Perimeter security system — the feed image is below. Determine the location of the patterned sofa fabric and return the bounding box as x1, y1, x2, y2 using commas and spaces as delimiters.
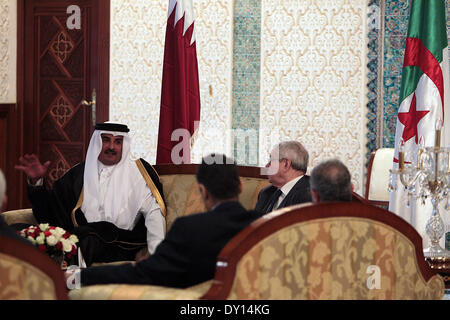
68, 279, 213, 300
0, 235, 68, 300
1, 208, 36, 226
229, 218, 444, 299
1, 173, 270, 232
1, 166, 270, 300
160, 174, 269, 231
204, 202, 445, 300
0, 253, 58, 299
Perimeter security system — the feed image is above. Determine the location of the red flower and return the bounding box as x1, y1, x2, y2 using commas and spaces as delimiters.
56, 242, 63, 250
63, 232, 70, 239
38, 245, 46, 252
71, 246, 77, 255
44, 231, 52, 237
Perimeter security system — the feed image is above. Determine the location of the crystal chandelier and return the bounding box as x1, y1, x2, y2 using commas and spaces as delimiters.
389, 120, 449, 257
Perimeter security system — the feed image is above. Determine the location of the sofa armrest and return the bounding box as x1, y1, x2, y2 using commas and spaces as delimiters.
1, 209, 37, 226
68, 280, 213, 300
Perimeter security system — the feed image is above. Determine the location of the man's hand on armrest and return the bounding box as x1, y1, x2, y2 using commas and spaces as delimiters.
65, 266, 82, 289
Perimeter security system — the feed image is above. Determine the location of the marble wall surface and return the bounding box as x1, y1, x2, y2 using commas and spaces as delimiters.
0, 0, 16, 103
3, 0, 449, 194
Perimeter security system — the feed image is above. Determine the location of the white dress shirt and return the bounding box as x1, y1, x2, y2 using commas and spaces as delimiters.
30, 163, 165, 255
97, 162, 165, 254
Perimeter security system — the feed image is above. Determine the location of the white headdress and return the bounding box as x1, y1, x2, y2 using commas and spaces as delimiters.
81, 123, 149, 230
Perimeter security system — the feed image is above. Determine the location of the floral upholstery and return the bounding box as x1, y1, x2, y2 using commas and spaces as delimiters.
0, 252, 58, 299
1, 176, 269, 233
68, 280, 213, 300
159, 174, 269, 230
67, 175, 269, 300
2, 169, 270, 300
227, 217, 444, 300
1, 208, 36, 226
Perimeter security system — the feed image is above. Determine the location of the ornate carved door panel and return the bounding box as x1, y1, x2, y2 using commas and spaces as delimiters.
12, 0, 110, 208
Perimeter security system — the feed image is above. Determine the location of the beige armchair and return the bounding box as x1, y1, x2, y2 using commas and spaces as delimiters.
364, 148, 395, 208
202, 201, 444, 299
1, 164, 270, 300
1, 164, 269, 233
0, 235, 68, 299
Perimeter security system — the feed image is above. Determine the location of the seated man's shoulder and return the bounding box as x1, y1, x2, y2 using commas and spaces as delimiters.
55, 162, 85, 183
72, 162, 85, 172
177, 210, 210, 224
259, 184, 277, 195
136, 158, 160, 180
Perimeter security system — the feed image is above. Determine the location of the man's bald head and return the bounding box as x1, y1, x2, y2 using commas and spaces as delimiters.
310, 159, 352, 203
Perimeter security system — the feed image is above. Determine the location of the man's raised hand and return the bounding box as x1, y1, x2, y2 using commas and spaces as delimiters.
15, 154, 51, 184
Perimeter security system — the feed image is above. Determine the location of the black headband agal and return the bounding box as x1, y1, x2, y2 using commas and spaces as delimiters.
95, 122, 130, 133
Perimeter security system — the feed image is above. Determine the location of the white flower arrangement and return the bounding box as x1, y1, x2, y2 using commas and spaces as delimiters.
19, 224, 79, 263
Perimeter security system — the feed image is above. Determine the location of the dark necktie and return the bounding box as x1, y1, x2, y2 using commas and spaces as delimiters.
265, 188, 282, 213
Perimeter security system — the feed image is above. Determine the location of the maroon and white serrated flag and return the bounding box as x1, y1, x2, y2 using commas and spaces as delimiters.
156, 0, 201, 164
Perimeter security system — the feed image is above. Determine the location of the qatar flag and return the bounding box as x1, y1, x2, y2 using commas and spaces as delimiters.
156, 0, 201, 164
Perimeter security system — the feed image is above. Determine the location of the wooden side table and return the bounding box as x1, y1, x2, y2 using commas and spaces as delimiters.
425, 257, 450, 289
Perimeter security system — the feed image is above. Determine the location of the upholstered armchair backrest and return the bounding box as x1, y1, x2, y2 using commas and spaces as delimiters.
0, 235, 68, 300
155, 164, 270, 231
365, 148, 395, 207
203, 202, 444, 300
1, 208, 36, 226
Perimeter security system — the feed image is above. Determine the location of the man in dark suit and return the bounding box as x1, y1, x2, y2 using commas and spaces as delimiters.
74, 154, 263, 288
255, 141, 312, 214
0, 169, 32, 245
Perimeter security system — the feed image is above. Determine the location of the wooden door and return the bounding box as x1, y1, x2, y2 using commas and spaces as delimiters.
9, 0, 110, 209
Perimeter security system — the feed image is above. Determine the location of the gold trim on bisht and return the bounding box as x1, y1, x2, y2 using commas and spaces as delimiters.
136, 159, 167, 217
70, 161, 167, 227
71, 187, 84, 227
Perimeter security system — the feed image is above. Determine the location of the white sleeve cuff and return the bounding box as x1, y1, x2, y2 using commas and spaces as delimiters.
27, 177, 44, 187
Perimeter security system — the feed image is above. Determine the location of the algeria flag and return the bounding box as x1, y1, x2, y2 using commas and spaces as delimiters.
389, 0, 450, 248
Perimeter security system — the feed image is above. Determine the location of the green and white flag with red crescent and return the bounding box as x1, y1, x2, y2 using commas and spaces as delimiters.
389, 0, 449, 247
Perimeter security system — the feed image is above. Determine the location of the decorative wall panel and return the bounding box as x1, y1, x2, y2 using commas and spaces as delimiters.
260, 0, 368, 193
382, 0, 409, 149
36, 13, 87, 186
0, 0, 16, 103
231, 0, 261, 166
110, 0, 234, 163
109, 0, 166, 162
191, 0, 234, 163
366, 0, 383, 158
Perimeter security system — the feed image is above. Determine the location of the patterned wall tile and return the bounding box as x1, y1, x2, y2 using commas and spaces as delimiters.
382, 0, 410, 148
231, 0, 261, 166
366, 0, 382, 162
0, 0, 16, 103
260, 0, 368, 194
109, 0, 234, 163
